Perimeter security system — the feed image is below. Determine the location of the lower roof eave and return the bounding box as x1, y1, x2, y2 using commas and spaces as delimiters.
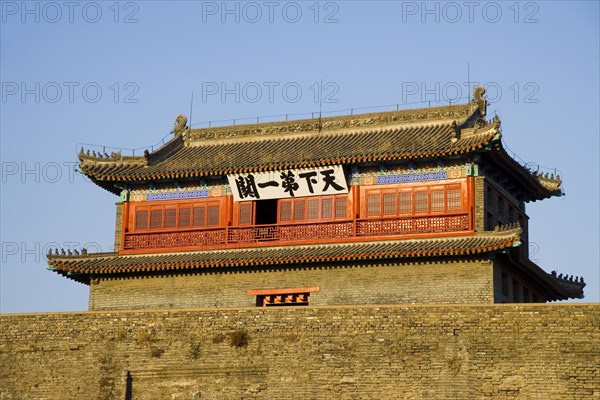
502, 250, 585, 301
47, 227, 523, 284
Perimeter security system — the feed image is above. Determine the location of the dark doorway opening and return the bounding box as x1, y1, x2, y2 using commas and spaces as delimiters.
255, 199, 278, 225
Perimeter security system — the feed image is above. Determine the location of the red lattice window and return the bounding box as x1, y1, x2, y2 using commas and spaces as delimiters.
367, 193, 381, 216
294, 200, 306, 221
279, 200, 292, 222
321, 198, 333, 219
363, 183, 466, 218
207, 205, 220, 226
430, 189, 445, 212
335, 197, 347, 219
383, 192, 397, 215
178, 207, 191, 228
193, 206, 206, 227
164, 208, 177, 229
135, 210, 148, 230
414, 191, 428, 213
150, 209, 162, 229
398, 191, 412, 214
447, 188, 461, 211
131, 200, 223, 232
278, 195, 348, 223
239, 203, 253, 225
307, 199, 319, 220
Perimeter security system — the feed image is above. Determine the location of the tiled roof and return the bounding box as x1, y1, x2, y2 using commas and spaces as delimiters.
78, 96, 562, 201
485, 140, 563, 200
48, 226, 523, 282
84, 124, 494, 179
79, 102, 488, 188
47, 224, 583, 300
549, 272, 586, 300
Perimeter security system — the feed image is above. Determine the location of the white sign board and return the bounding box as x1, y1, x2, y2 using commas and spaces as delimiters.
228, 165, 348, 202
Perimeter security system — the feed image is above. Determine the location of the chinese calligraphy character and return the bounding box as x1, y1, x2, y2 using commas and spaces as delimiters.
235, 174, 260, 199
280, 170, 299, 197
320, 169, 345, 192
257, 180, 279, 189
299, 171, 318, 194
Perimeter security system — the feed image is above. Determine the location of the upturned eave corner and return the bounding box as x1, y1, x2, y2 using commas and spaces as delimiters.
548, 270, 586, 300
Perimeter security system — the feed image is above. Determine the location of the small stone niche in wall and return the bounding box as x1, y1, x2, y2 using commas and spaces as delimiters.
246, 286, 320, 307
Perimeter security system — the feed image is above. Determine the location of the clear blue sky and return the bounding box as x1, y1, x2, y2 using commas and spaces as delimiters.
1, 1, 598, 313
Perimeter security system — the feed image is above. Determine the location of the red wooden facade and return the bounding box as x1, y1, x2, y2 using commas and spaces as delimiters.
120, 177, 474, 255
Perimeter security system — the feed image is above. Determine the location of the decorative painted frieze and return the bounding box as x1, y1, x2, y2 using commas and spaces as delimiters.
356, 165, 471, 186
127, 186, 228, 202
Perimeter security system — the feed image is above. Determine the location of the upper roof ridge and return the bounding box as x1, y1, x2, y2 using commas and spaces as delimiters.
183, 101, 478, 146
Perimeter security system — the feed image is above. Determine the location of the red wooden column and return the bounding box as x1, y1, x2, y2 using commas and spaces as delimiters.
225, 195, 234, 245
352, 184, 360, 237
467, 176, 475, 231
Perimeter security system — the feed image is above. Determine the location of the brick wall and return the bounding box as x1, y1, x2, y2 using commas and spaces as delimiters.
88, 259, 494, 310
1, 304, 598, 399
474, 175, 485, 232
114, 202, 123, 252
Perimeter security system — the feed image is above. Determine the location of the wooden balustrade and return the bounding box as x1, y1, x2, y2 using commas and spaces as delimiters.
122, 213, 471, 253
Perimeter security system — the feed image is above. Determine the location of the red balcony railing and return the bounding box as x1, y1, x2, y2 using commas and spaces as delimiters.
122, 213, 471, 253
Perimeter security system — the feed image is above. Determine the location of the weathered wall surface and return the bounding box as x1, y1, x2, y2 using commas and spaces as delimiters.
89, 259, 494, 310
1, 304, 598, 400
114, 202, 123, 252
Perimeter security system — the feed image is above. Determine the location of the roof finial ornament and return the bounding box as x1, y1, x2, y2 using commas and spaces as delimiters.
450, 120, 458, 143
472, 86, 487, 116
172, 114, 188, 136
